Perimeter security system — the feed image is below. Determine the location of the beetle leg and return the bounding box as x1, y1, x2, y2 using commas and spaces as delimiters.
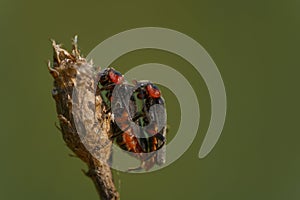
110, 124, 131, 138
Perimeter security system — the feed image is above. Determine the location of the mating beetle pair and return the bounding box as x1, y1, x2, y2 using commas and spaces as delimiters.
96, 68, 167, 170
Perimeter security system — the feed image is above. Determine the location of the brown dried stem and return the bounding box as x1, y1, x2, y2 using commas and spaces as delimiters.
48, 36, 119, 200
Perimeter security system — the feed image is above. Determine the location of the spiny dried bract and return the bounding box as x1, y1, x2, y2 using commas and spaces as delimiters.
48, 37, 119, 200
48, 37, 109, 164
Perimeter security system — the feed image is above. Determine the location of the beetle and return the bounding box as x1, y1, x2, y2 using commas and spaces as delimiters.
125, 81, 167, 171
97, 68, 145, 154
96, 68, 167, 170
129, 81, 166, 153
96, 67, 124, 113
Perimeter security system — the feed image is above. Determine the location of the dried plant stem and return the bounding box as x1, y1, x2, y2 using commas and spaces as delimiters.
48, 37, 119, 200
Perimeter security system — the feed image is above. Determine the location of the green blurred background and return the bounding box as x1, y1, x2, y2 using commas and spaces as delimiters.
0, 0, 299, 199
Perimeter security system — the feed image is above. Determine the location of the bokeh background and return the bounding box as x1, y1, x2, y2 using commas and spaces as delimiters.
0, 0, 299, 199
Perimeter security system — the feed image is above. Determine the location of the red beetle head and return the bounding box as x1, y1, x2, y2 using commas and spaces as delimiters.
146, 83, 161, 98
108, 69, 123, 84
